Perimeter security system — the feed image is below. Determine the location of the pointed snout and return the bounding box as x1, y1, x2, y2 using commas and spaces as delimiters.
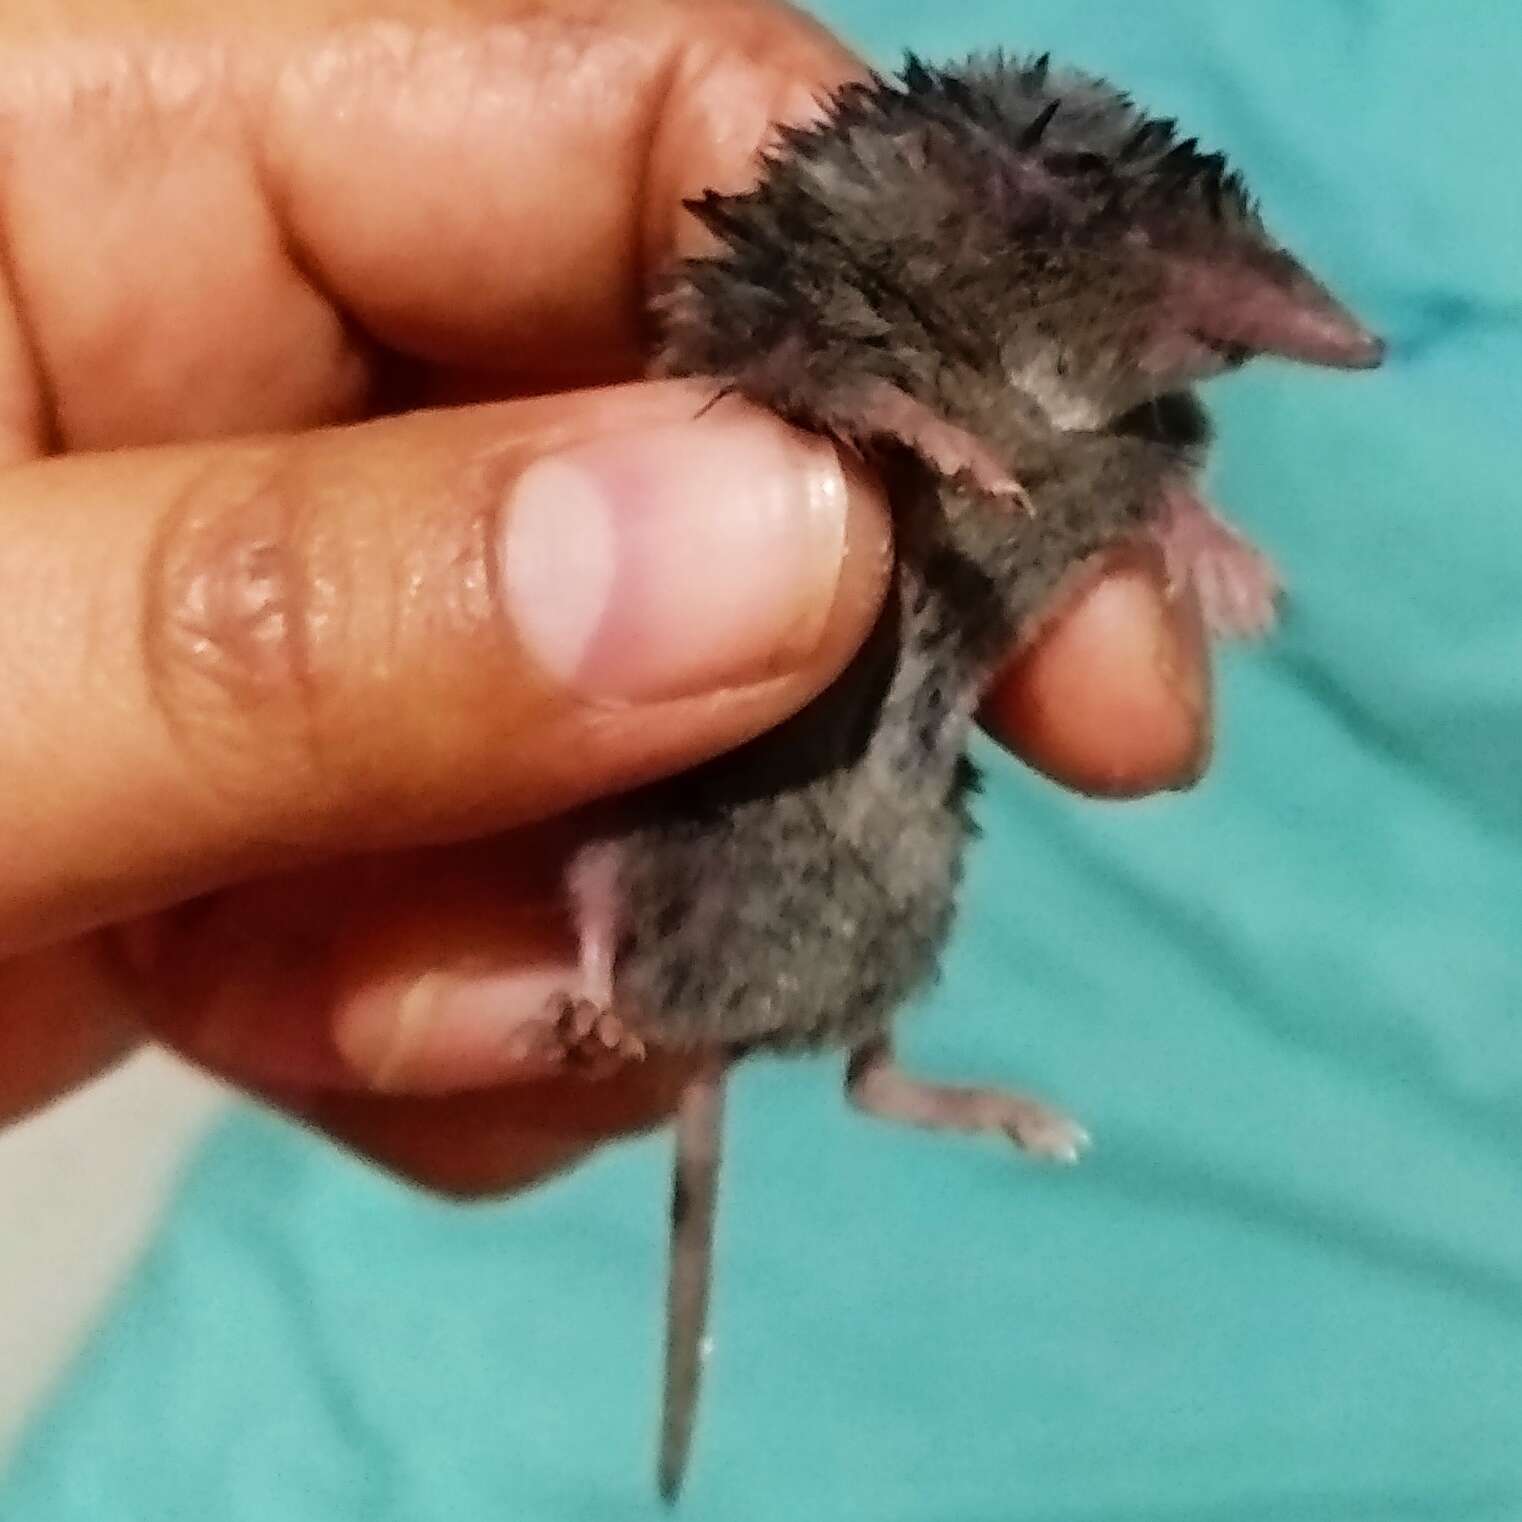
1165, 251, 1386, 373
1273, 279, 1386, 370
1330, 325, 1387, 369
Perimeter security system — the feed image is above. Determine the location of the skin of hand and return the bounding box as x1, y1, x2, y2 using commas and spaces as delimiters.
0, 0, 1211, 1198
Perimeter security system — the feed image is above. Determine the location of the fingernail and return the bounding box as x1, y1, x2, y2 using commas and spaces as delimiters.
335, 964, 576, 1094
500, 407, 853, 703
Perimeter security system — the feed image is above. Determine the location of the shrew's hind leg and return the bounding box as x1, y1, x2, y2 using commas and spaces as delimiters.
846, 1037, 1090, 1163
521, 842, 646, 1080
1154, 483, 1281, 640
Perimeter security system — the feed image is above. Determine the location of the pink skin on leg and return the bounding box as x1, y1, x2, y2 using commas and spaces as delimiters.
528, 841, 645, 1078
853, 382, 1031, 506
682, 354, 1026, 505
1153, 483, 1281, 639
846, 1037, 1089, 1162
567, 840, 623, 1007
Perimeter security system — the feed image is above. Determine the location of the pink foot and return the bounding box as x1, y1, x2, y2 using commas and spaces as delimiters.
1155, 485, 1281, 639
534, 994, 647, 1080
846, 1039, 1089, 1163
543, 839, 645, 1079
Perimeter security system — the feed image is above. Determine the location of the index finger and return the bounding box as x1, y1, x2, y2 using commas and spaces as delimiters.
0, 1, 860, 455
260, 0, 862, 382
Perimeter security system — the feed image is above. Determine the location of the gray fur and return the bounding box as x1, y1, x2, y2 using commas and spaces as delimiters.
610, 53, 1312, 1057
614, 412, 1201, 1052
573, 54, 1381, 1500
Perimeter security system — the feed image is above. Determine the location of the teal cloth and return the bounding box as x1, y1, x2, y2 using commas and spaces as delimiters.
6, 3, 1522, 1518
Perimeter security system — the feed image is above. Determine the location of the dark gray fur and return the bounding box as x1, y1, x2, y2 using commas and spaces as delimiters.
615, 406, 1206, 1052
559, 53, 1380, 1499
613, 52, 1347, 1055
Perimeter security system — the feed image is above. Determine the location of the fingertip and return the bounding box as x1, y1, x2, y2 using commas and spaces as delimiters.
983, 548, 1214, 798
332, 964, 579, 1096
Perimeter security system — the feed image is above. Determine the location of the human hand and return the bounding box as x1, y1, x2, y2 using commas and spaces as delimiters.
0, 0, 1211, 1195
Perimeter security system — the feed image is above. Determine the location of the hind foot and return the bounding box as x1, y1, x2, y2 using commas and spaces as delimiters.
1154, 484, 1280, 639
846, 1038, 1090, 1164
534, 994, 647, 1080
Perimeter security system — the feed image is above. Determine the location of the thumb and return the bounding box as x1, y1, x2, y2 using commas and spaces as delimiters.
0, 380, 889, 952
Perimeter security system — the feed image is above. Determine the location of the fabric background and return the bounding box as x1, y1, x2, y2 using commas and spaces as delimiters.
4, 2, 1520, 1517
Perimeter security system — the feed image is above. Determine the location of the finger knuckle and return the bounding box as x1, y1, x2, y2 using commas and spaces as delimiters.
141, 445, 346, 814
